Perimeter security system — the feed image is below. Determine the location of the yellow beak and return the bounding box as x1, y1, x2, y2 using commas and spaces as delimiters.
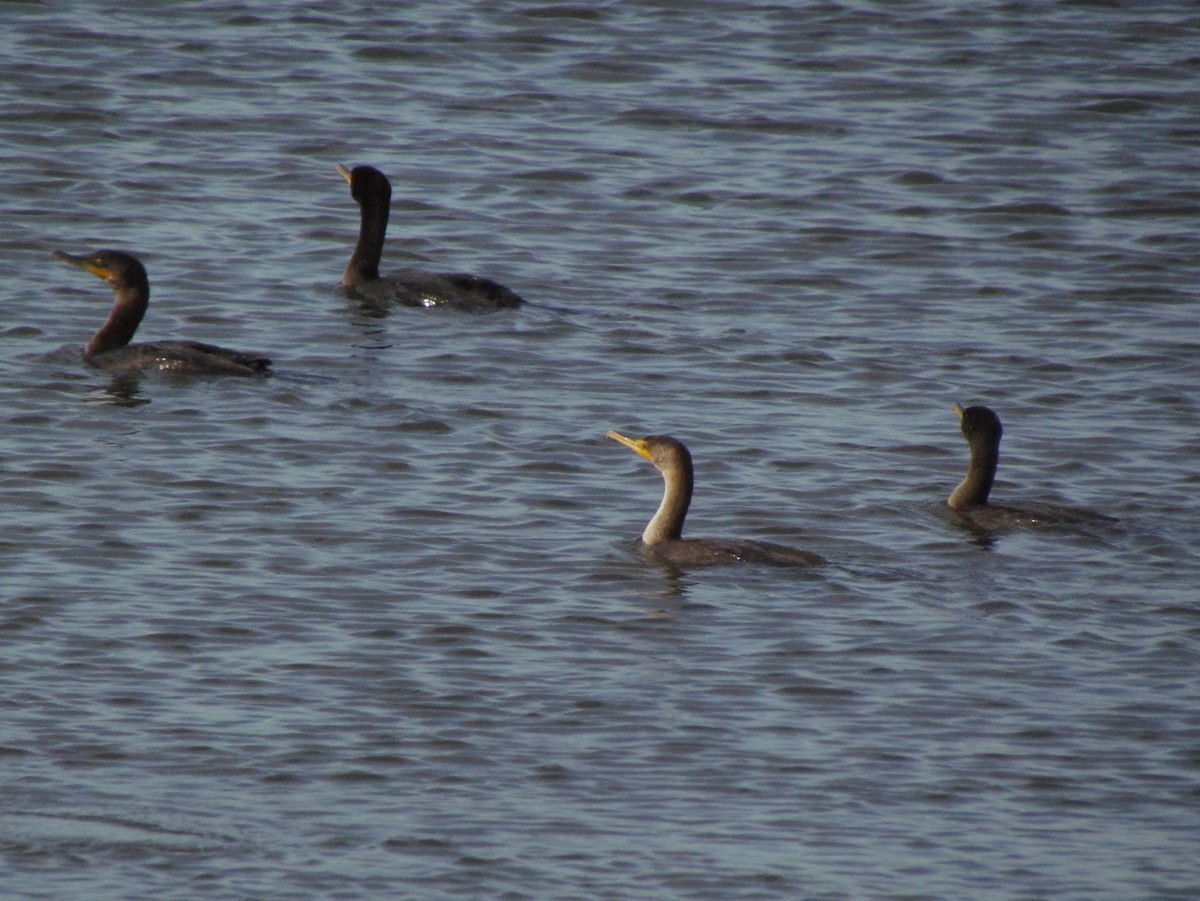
52, 250, 109, 282
606, 430, 652, 461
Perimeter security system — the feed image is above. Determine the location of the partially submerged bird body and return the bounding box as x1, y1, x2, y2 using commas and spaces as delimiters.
607, 430, 825, 569
348, 267, 525, 310
644, 535, 828, 568
952, 501, 1099, 531
336, 163, 524, 312
948, 403, 1111, 530
86, 339, 272, 375
52, 250, 270, 376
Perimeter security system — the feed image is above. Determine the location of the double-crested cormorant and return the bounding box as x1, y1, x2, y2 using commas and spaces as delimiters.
52, 250, 271, 375
607, 430, 826, 568
948, 403, 1111, 529
336, 163, 524, 312
948, 403, 1003, 512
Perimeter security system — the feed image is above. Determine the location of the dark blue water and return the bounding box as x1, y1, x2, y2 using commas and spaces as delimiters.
2, 2, 1198, 899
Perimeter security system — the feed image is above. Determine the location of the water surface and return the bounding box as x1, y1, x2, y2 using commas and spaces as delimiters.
2, 2, 1198, 899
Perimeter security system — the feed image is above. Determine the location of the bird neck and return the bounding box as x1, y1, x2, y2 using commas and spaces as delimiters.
948, 439, 998, 510
343, 195, 388, 285
85, 283, 148, 357
643, 459, 693, 545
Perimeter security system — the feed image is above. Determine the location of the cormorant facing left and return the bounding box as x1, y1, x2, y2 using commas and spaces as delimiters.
948, 403, 1113, 530
607, 430, 826, 568
336, 163, 524, 312
52, 249, 270, 375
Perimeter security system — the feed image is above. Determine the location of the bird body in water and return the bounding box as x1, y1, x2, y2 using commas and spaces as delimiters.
607, 430, 826, 568
52, 250, 271, 375
948, 403, 1112, 530
336, 163, 524, 312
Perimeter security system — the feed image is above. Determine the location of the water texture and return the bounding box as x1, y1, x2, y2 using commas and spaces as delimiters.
1, 2, 1198, 899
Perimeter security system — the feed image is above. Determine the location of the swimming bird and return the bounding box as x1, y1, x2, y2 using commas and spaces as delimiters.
336, 163, 524, 311
948, 403, 1111, 529
607, 430, 826, 568
52, 250, 271, 375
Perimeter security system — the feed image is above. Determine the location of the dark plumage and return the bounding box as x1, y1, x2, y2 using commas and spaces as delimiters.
52, 250, 270, 375
336, 163, 524, 312
607, 430, 826, 569
948, 403, 1002, 511
947, 403, 1113, 530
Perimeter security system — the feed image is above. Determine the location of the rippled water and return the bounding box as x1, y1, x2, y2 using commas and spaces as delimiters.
2, 2, 1199, 899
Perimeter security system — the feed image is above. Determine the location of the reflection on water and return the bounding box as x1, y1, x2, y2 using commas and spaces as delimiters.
86, 372, 151, 407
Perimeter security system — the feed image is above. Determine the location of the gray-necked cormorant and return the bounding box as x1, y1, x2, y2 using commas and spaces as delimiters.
607, 430, 826, 568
